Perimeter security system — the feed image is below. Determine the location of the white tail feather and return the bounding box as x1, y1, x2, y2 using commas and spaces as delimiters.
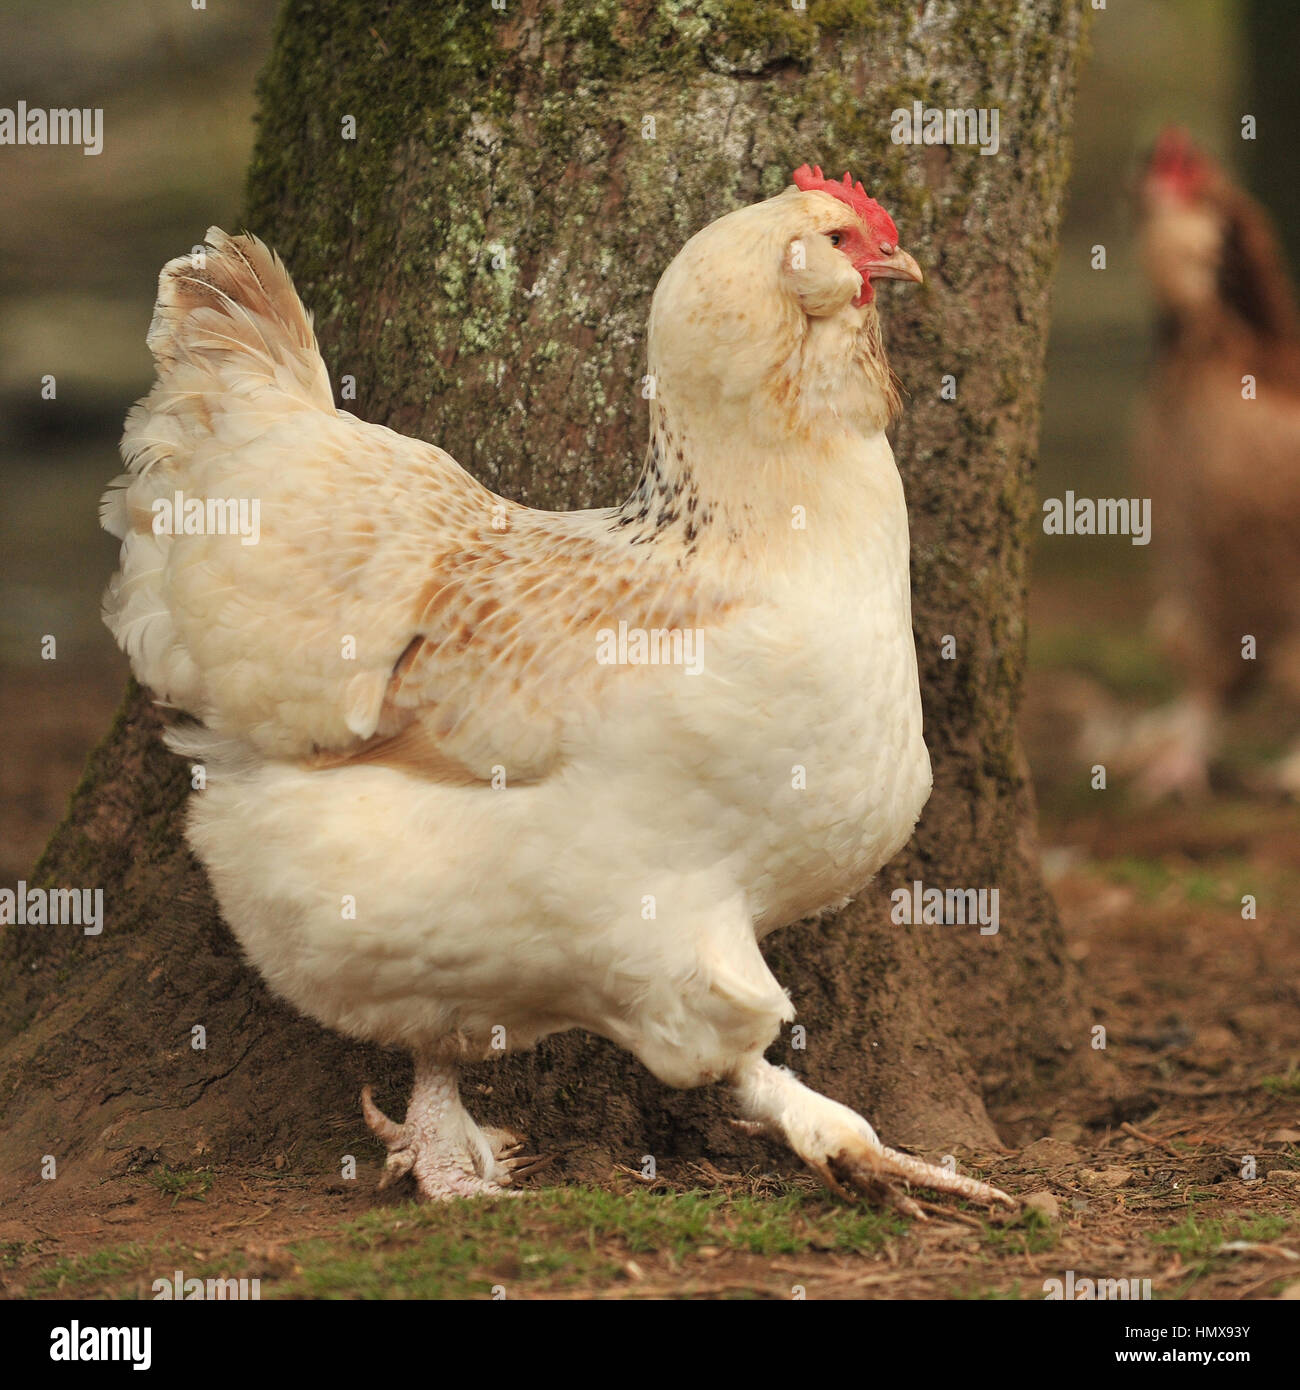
102, 228, 333, 716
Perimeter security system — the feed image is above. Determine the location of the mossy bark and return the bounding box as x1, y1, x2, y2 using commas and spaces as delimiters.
1, 0, 1094, 1193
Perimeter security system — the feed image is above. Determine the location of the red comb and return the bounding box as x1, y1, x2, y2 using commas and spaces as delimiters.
792, 163, 899, 246
1147, 127, 1212, 198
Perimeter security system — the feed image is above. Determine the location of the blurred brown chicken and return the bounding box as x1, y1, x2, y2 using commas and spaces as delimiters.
1132, 126, 1300, 796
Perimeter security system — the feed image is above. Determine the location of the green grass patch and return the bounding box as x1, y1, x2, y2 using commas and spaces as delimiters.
18, 1186, 909, 1300
1028, 623, 1177, 702
0, 1240, 40, 1269
145, 1165, 214, 1206
28, 1242, 175, 1298
283, 1187, 905, 1298
1152, 1212, 1287, 1262
979, 1207, 1059, 1256
960, 1278, 1027, 1299
1150, 1212, 1290, 1297
1098, 852, 1292, 913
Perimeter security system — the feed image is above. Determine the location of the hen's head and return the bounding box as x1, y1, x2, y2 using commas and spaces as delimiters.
647, 165, 922, 443
1138, 127, 1226, 318
786, 164, 921, 309
1139, 127, 1297, 343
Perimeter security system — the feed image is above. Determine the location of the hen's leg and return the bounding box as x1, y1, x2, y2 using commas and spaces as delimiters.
733, 1057, 1015, 1215
361, 1050, 529, 1199
608, 893, 1014, 1215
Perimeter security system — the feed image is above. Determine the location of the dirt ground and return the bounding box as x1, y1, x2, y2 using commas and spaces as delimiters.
3, 806, 1298, 1299
2, 572, 1300, 1300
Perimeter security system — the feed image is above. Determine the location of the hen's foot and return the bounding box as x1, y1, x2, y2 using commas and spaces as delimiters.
481, 1126, 559, 1182
734, 1059, 1015, 1217
815, 1135, 1015, 1218
361, 1085, 513, 1198
361, 1053, 529, 1200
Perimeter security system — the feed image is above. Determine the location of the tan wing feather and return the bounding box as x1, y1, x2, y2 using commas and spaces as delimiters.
350, 511, 737, 781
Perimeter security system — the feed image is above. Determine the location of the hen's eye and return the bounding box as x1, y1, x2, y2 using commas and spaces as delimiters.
829, 232, 843, 248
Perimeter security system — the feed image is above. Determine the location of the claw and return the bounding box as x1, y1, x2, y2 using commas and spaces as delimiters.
379, 1147, 416, 1189
878, 1143, 1016, 1209
362, 1066, 527, 1199
481, 1126, 527, 1162
824, 1141, 1015, 1213
361, 1085, 406, 1144
866, 1179, 927, 1221
502, 1152, 559, 1181
826, 1157, 928, 1220
814, 1146, 929, 1218
807, 1156, 856, 1203
885, 1188, 926, 1220
361, 1085, 421, 1188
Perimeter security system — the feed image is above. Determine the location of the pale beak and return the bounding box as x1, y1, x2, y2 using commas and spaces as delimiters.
863, 246, 924, 284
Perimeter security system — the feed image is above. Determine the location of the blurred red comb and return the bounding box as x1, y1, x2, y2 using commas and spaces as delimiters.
1147, 126, 1213, 197
792, 163, 899, 246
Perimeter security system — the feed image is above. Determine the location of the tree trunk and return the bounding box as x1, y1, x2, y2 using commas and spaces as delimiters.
1, 0, 1093, 1192
1242, 0, 1300, 280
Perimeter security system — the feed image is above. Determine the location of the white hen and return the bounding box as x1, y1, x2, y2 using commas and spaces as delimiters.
101, 165, 1012, 1213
